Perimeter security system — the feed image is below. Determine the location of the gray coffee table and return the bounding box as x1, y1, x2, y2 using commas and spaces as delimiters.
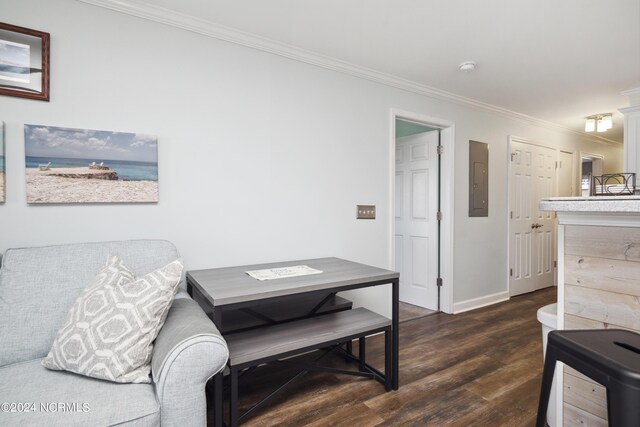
186, 256, 400, 386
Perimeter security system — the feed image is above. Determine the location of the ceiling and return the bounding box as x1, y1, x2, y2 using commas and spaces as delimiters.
396, 120, 437, 138
97, 0, 640, 143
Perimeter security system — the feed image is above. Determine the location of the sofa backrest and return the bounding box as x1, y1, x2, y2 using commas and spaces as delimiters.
0, 240, 181, 367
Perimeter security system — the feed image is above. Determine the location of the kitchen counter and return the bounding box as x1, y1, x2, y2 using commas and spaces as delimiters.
540, 196, 640, 426
540, 195, 640, 213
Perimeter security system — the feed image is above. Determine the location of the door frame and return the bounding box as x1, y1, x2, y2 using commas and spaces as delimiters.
389, 109, 455, 314
580, 152, 605, 196
580, 152, 604, 176
506, 135, 559, 297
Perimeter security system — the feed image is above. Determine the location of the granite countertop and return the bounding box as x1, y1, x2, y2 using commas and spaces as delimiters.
540, 196, 640, 212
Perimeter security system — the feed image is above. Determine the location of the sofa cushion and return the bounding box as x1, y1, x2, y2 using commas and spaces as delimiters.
42, 256, 183, 383
0, 240, 180, 367
0, 358, 160, 426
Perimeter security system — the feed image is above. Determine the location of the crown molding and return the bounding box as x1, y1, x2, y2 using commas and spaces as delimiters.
622, 87, 640, 108
78, 0, 621, 146
620, 105, 640, 114
622, 87, 640, 98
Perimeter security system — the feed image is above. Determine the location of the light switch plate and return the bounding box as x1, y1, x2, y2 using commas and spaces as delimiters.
357, 205, 376, 219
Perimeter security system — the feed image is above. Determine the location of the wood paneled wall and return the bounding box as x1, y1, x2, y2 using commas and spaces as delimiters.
563, 225, 640, 426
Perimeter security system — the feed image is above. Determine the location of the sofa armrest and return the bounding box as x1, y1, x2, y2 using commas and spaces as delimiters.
152, 297, 228, 427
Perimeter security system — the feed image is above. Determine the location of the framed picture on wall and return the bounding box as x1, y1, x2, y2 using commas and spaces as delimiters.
0, 22, 50, 101
24, 124, 159, 204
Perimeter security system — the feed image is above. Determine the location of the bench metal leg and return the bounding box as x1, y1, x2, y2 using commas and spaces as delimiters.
346, 340, 353, 355
385, 328, 392, 391
359, 337, 366, 371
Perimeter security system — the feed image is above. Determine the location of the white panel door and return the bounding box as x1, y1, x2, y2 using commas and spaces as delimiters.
509, 139, 556, 296
395, 131, 439, 309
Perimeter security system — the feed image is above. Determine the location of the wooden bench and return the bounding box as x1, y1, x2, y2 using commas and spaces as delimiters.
224, 307, 392, 426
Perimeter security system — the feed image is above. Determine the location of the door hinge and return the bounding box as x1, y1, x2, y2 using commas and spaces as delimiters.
437, 145, 444, 156
436, 277, 443, 287
437, 211, 443, 221
510, 211, 513, 219
510, 153, 517, 162
510, 268, 513, 277
554, 260, 557, 268
555, 161, 559, 169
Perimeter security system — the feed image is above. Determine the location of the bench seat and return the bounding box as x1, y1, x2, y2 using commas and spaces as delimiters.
226, 307, 390, 367
224, 307, 392, 426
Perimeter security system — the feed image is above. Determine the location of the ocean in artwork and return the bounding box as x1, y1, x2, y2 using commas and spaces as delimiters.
0, 155, 4, 172
25, 156, 157, 181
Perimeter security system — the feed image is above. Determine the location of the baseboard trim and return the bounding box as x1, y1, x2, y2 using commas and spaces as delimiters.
453, 291, 510, 314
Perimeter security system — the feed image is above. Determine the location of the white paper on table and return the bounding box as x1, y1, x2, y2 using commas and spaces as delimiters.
245, 265, 323, 281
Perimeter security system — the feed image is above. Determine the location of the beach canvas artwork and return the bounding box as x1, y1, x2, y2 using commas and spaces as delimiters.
0, 121, 5, 203
24, 124, 159, 204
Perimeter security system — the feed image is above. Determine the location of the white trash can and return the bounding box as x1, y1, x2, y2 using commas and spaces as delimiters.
537, 303, 558, 427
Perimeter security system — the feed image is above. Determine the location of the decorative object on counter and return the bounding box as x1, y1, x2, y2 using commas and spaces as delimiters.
0, 121, 4, 203
0, 22, 49, 101
24, 124, 159, 204
591, 173, 636, 196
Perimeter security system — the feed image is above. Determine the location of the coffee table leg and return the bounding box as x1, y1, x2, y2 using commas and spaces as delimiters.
392, 278, 399, 390
213, 371, 223, 427
230, 367, 238, 427
385, 327, 392, 391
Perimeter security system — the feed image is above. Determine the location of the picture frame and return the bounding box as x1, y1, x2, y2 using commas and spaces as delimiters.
0, 22, 50, 101
24, 124, 159, 204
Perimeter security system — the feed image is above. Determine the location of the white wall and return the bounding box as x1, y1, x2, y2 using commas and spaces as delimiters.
0, 0, 623, 315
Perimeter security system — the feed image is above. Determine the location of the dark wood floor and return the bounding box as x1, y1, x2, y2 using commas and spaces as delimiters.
399, 301, 437, 323
209, 287, 556, 426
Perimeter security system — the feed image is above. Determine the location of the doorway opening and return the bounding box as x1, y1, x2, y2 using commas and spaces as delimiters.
580, 153, 604, 196
558, 150, 576, 197
390, 110, 454, 314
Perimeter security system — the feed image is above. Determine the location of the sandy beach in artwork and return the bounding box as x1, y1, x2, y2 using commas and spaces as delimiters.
26, 168, 158, 204
0, 173, 5, 202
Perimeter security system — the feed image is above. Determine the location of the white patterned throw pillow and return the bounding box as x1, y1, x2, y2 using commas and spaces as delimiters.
42, 255, 184, 383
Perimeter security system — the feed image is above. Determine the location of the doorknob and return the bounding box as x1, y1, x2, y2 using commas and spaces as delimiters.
531, 223, 543, 229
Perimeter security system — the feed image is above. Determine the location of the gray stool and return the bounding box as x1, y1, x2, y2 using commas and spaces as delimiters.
536, 329, 640, 427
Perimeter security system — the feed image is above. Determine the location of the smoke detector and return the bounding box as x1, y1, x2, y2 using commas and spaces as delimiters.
458, 61, 477, 72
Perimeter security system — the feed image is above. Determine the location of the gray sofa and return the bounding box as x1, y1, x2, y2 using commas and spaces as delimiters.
0, 240, 228, 426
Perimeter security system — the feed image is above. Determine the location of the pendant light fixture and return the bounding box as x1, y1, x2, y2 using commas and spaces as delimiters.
585, 114, 613, 133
